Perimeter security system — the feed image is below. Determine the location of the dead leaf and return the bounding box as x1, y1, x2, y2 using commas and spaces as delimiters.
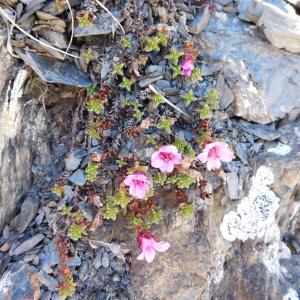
29, 272, 41, 300
89, 208, 103, 232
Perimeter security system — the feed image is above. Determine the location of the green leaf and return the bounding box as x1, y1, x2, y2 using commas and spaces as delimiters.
156, 117, 175, 134
174, 138, 195, 158
58, 275, 76, 299
190, 68, 203, 82
113, 63, 124, 76
144, 37, 160, 52
151, 94, 164, 107
153, 172, 167, 185
103, 204, 119, 220
165, 48, 183, 65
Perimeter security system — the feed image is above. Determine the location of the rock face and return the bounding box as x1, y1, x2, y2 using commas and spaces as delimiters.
203, 12, 300, 124
0, 30, 50, 231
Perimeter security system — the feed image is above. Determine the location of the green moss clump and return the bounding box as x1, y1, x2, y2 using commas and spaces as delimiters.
153, 172, 167, 185
58, 275, 76, 299
67, 224, 87, 241
183, 91, 196, 106
144, 37, 160, 52
178, 202, 195, 218
157, 117, 175, 134
85, 163, 99, 182
190, 68, 202, 82
86, 99, 104, 114
85, 122, 101, 139
151, 94, 164, 107
119, 77, 134, 92
113, 63, 124, 76
174, 138, 195, 158
165, 48, 183, 65
103, 204, 119, 220
167, 174, 197, 189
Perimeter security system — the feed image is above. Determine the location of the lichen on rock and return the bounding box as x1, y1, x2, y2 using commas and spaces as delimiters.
220, 165, 280, 242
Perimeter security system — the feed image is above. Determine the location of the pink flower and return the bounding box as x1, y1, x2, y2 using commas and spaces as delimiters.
181, 54, 194, 76
197, 142, 234, 171
137, 231, 170, 263
151, 145, 182, 173
124, 172, 150, 199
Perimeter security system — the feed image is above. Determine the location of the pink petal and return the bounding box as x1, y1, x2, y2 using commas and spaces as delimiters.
135, 184, 148, 199
153, 241, 170, 252
215, 144, 234, 162
197, 152, 208, 163
160, 145, 178, 155
137, 252, 145, 261
151, 152, 164, 168
129, 184, 137, 198
160, 162, 174, 173
172, 153, 182, 164
144, 247, 156, 263
207, 157, 221, 171
124, 175, 134, 186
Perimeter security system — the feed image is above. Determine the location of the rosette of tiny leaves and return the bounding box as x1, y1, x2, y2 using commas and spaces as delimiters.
144, 37, 160, 52
85, 122, 101, 140
178, 202, 195, 218
174, 138, 195, 158
190, 68, 202, 82
103, 204, 119, 220
165, 48, 183, 65
203, 88, 219, 109
157, 117, 175, 134
107, 189, 132, 209
86, 86, 97, 96
119, 77, 134, 92
167, 174, 196, 189
85, 163, 98, 182
151, 94, 164, 107
122, 38, 132, 48
146, 135, 156, 145
132, 101, 143, 121
67, 224, 87, 241
85, 50, 94, 64
199, 104, 213, 119
156, 31, 168, 47
153, 172, 167, 185
73, 210, 85, 222
147, 206, 163, 225
51, 185, 64, 197
86, 99, 104, 114
172, 66, 181, 78
183, 91, 195, 106
60, 205, 72, 216
77, 13, 93, 27
144, 187, 154, 200
58, 275, 76, 299
113, 63, 124, 76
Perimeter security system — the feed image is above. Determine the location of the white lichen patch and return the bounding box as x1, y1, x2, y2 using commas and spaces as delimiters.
220, 166, 280, 242
267, 143, 291, 156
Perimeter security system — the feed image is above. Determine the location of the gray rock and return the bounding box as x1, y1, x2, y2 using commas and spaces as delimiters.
203, 14, 300, 123
79, 202, 94, 222
226, 171, 240, 200
38, 270, 59, 291
67, 253, 81, 267
102, 252, 109, 268
11, 233, 45, 256
15, 50, 92, 88
74, 10, 122, 37
0, 262, 37, 299
93, 248, 104, 269
155, 80, 171, 91
66, 149, 87, 171
216, 74, 234, 110
145, 65, 164, 77
138, 75, 163, 88
239, 120, 280, 141
188, 5, 210, 34
216, 0, 232, 5
41, 241, 60, 266
38, 31, 67, 49
237, 0, 300, 53
68, 169, 86, 186
15, 197, 39, 233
